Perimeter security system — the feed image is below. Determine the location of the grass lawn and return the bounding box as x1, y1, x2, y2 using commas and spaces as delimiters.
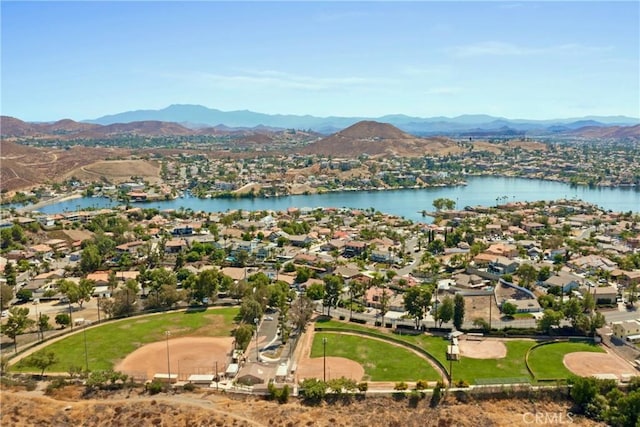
13, 307, 239, 373
310, 332, 441, 382
399, 335, 534, 384
528, 341, 605, 380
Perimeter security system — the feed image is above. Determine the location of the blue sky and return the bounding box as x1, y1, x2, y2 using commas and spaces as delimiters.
2, 1, 639, 121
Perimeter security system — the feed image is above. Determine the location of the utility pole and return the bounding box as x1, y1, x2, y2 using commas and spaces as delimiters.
254, 317, 260, 362
83, 324, 89, 372
165, 331, 171, 388
322, 337, 327, 382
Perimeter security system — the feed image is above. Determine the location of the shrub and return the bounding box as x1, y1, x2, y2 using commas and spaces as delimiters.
431, 382, 443, 407
415, 380, 429, 390
357, 382, 368, 393
300, 378, 327, 404
45, 377, 69, 394
183, 382, 196, 392
146, 380, 164, 395
394, 381, 408, 391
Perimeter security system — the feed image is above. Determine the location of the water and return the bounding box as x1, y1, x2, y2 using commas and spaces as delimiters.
34, 177, 639, 221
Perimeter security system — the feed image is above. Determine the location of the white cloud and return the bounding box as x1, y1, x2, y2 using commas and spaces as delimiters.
448, 41, 612, 57
424, 86, 462, 95
164, 69, 392, 92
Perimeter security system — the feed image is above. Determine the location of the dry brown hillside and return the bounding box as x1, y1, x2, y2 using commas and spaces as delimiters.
0, 388, 603, 427
300, 121, 461, 157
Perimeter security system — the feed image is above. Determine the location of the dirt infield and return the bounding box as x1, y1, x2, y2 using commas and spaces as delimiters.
294, 327, 365, 382
459, 339, 507, 359
563, 351, 638, 379
115, 337, 234, 380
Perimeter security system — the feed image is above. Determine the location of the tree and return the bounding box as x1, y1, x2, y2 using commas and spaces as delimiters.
21, 350, 58, 377
516, 264, 537, 289
4, 262, 17, 287
300, 378, 328, 403
628, 282, 638, 307
80, 244, 102, 273
0, 283, 13, 310
234, 323, 254, 350
473, 317, 490, 333
306, 283, 325, 301
192, 269, 221, 304
501, 301, 518, 317
404, 286, 431, 329
563, 298, 583, 328
569, 376, 598, 411
433, 198, 455, 211
55, 313, 71, 329
537, 266, 551, 282
453, 293, 465, 330
109, 280, 140, 316
290, 295, 315, 332
1, 307, 35, 352
582, 291, 595, 313
77, 278, 95, 308
239, 298, 263, 324
37, 314, 51, 335
322, 274, 342, 316
378, 286, 390, 327
437, 296, 454, 327
15, 288, 32, 303
538, 308, 563, 334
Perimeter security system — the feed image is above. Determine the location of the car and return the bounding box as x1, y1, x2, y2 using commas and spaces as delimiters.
1, 310, 8, 318
265, 316, 274, 321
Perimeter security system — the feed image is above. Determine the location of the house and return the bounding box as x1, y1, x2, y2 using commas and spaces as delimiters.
370, 249, 396, 264
127, 191, 148, 201
593, 285, 618, 305
115, 240, 145, 255
486, 243, 518, 258
344, 241, 366, 257
570, 255, 617, 274
365, 286, 404, 312
611, 319, 640, 343
522, 222, 545, 233
488, 256, 518, 275
165, 239, 188, 253
618, 270, 640, 287
288, 234, 315, 248
543, 273, 582, 293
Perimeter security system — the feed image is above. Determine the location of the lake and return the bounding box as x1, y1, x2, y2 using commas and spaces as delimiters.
35, 177, 639, 222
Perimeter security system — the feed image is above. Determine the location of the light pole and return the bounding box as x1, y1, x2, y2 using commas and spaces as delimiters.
165, 331, 171, 388
33, 298, 41, 341
322, 337, 327, 382
83, 323, 89, 372
254, 317, 260, 362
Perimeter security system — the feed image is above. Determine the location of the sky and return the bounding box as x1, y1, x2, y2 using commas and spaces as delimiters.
1, 1, 639, 121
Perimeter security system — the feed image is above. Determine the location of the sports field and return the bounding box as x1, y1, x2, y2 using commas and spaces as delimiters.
12, 307, 239, 374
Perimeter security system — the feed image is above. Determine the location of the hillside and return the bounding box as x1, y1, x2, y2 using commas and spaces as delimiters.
567, 124, 640, 139
0, 141, 134, 192
300, 121, 458, 157
0, 389, 602, 427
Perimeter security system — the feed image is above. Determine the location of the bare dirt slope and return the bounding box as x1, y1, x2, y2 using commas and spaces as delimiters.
0, 388, 603, 427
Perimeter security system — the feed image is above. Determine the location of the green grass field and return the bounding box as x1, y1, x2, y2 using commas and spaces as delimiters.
310, 332, 441, 382
315, 320, 604, 384
13, 307, 239, 373
527, 341, 605, 380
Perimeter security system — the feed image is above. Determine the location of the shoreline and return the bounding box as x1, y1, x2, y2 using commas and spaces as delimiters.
14, 192, 83, 214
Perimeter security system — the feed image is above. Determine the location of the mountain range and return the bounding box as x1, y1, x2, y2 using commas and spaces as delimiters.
83, 104, 640, 135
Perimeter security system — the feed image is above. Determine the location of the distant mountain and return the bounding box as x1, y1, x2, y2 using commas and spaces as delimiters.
566, 124, 640, 140
300, 121, 456, 157
84, 104, 640, 135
